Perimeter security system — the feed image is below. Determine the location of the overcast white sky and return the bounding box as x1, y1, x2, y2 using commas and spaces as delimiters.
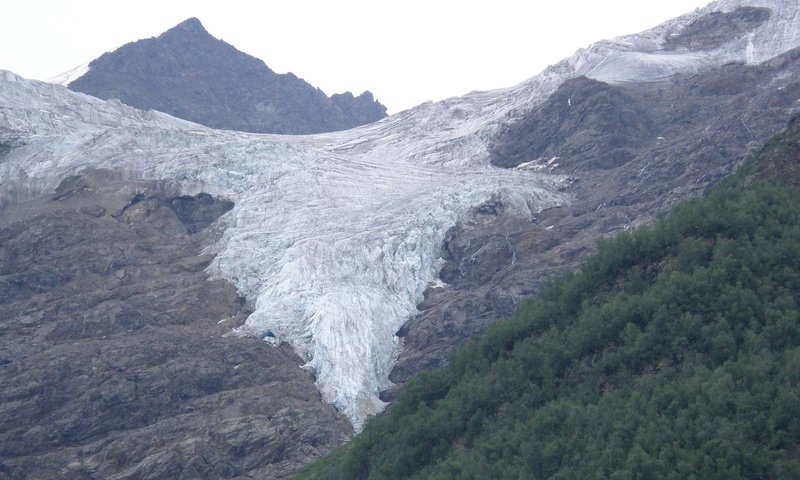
1, 0, 711, 113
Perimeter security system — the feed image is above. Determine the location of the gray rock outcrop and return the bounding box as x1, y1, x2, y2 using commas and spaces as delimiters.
0, 171, 352, 479
68, 18, 387, 135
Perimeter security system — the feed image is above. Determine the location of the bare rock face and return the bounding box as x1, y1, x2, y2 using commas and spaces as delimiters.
0, 171, 352, 479
665, 6, 772, 51
390, 46, 800, 385
68, 18, 387, 135
489, 76, 655, 170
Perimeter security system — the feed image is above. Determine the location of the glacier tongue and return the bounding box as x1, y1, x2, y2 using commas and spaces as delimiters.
199, 94, 572, 429
3, 0, 800, 430
0, 70, 571, 429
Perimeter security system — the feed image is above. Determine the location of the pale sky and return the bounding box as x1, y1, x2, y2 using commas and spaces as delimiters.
1, 0, 712, 113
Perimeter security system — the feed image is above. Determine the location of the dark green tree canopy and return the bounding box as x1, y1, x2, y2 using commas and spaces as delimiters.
295, 122, 800, 480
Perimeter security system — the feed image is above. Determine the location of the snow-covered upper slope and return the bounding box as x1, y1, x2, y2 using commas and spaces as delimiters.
46, 62, 91, 86
568, 0, 800, 83
3, 0, 799, 429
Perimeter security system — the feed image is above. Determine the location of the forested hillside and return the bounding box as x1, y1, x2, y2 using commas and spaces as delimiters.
295, 119, 800, 479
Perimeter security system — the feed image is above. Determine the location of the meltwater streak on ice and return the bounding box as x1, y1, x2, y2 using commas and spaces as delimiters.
2, 0, 800, 429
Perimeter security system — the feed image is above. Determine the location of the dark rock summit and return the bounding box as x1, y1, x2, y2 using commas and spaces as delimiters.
68, 18, 387, 134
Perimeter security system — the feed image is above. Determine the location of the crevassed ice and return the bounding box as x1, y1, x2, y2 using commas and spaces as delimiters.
194, 88, 573, 429
2, 0, 799, 429
0, 70, 572, 430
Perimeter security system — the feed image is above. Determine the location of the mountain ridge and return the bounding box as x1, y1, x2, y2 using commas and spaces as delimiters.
65, 17, 387, 134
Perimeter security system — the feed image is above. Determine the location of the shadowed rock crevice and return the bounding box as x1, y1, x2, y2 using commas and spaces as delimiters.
169, 193, 234, 234
112, 190, 234, 237
0, 131, 23, 164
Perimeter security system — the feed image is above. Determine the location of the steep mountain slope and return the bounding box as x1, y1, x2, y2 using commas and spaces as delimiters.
391, 0, 800, 385
65, 18, 387, 134
0, 177, 352, 479
2, 0, 800, 478
294, 115, 800, 480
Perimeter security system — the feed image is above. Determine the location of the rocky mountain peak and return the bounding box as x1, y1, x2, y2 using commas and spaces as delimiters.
168, 17, 207, 34
65, 18, 386, 134
156, 17, 215, 44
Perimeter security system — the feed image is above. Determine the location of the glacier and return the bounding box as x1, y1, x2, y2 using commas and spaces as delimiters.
2, 0, 800, 429
0, 70, 572, 429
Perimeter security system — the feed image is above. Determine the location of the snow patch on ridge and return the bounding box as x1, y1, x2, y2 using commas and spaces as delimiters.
46, 62, 91, 86
562, 0, 800, 85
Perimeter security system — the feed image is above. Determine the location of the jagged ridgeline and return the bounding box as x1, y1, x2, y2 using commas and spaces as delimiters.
67, 18, 387, 134
294, 119, 800, 479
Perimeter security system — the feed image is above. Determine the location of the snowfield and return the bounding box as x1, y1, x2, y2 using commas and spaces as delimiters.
2, 0, 799, 429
